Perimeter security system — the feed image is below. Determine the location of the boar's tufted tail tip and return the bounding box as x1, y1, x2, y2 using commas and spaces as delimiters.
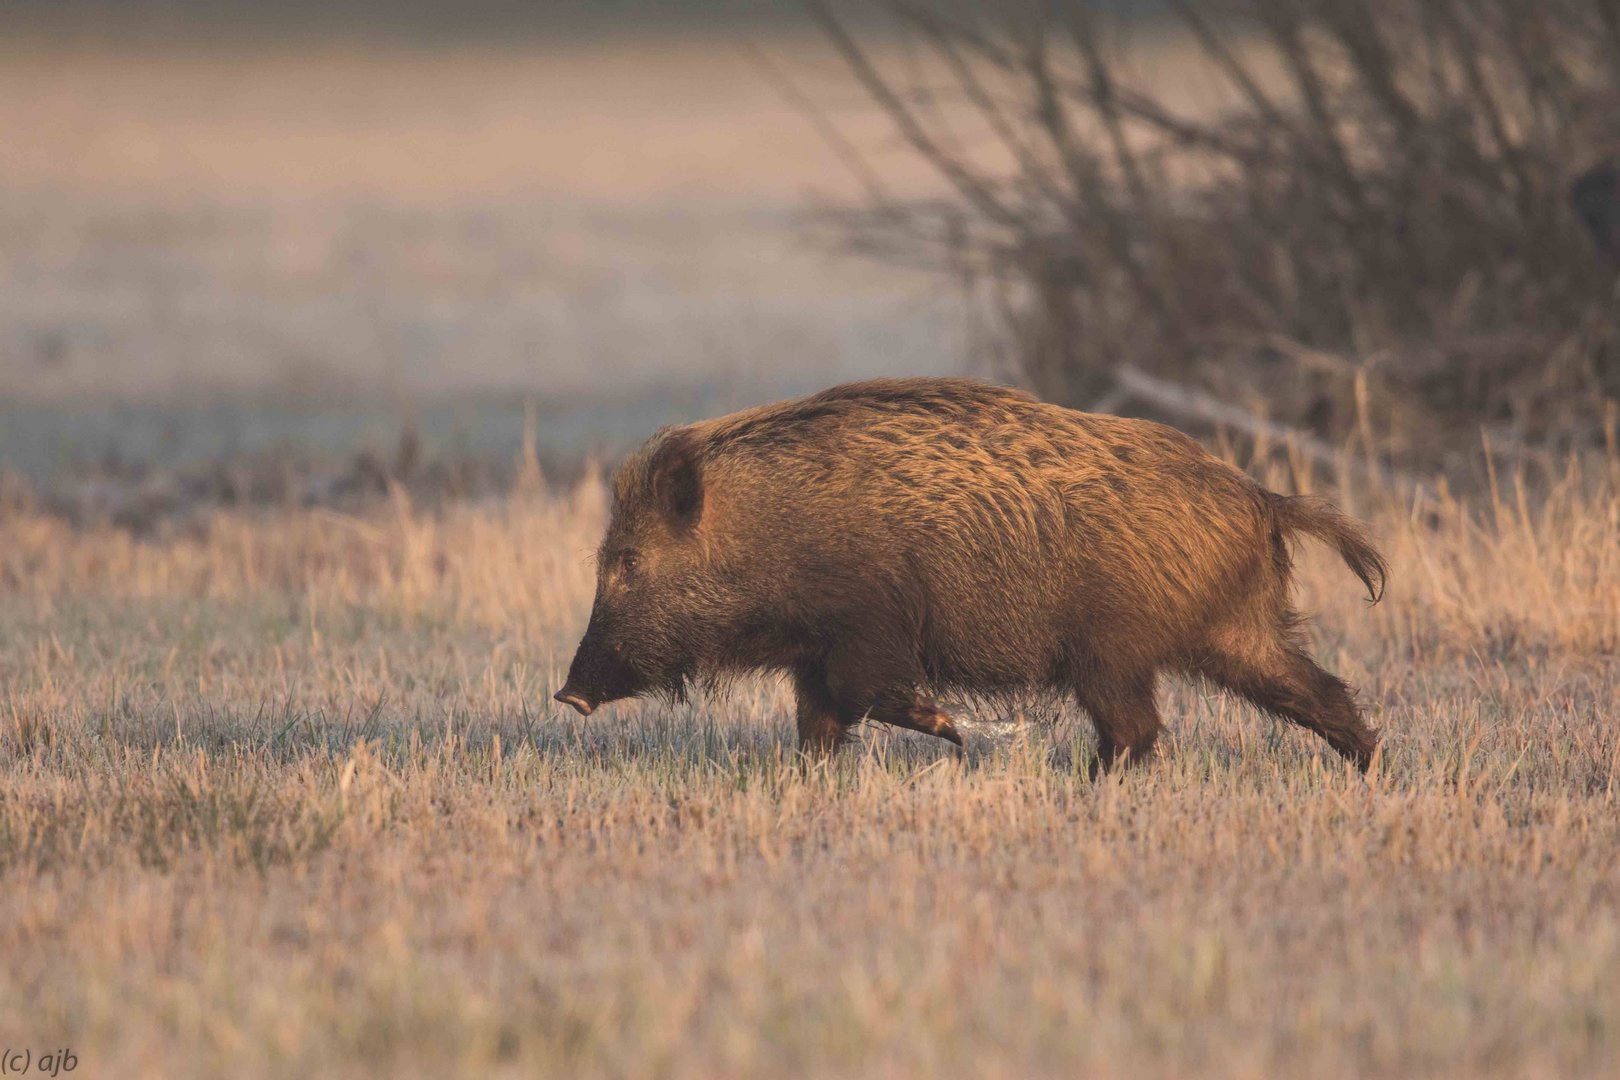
1270, 493, 1389, 604
554, 690, 595, 717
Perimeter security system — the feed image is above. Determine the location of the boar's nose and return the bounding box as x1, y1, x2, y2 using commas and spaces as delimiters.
554, 689, 595, 716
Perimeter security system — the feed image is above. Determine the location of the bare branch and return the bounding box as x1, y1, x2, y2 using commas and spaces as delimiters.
1059, 5, 1151, 213
1112, 365, 1416, 489
804, 0, 1022, 229
740, 38, 894, 207
1165, 0, 1292, 135
1252, 0, 1366, 213
900, 4, 1069, 209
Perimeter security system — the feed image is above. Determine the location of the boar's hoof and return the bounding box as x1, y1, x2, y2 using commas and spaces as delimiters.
883, 698, 964, 747
923, 712, 965, 747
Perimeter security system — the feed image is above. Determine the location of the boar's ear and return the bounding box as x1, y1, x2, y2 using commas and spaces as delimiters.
650, 429, 704, 531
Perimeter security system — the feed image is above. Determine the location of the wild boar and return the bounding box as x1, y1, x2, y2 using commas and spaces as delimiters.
555, 377, 1387, 771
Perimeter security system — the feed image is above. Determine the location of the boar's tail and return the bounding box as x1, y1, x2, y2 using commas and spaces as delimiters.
1268, 493, 1388, 603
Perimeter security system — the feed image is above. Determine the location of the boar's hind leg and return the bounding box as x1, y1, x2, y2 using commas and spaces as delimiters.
1076, 673, 1162, 774
792, 669, 852, 755
1194, 641, 1376, 773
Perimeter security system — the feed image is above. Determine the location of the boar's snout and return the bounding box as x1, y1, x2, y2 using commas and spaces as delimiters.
553, 689, 595, 716
555, 609, 645, 717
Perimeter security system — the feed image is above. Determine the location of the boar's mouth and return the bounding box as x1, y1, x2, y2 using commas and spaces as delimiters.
554, 630, 653, 717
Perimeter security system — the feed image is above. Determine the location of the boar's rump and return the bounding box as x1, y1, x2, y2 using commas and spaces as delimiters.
557, 377, 1386, 772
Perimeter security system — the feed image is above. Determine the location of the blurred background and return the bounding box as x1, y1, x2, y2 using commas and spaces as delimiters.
3, 0, 1618, 526
0, 0, 968, 518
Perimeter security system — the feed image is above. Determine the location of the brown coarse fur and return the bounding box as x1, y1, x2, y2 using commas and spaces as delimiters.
556, 377, 1389, 772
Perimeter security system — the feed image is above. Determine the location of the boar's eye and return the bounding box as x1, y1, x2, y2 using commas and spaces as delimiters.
620, 551, 641, 577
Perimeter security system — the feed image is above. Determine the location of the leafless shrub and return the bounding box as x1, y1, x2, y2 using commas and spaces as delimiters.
807, 0, 1620, 473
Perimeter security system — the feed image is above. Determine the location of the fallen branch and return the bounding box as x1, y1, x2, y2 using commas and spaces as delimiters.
1109, 364, 1418, 492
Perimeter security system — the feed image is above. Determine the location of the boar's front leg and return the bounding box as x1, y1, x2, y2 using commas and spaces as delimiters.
791, 668, 851, 755
865, 695, 964, 747
793, 672, 962, 753
798, 639, 964, 751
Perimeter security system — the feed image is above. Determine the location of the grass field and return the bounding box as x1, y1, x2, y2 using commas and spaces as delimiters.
3, 454, 1618, 1079
4, 24, 1619, 1079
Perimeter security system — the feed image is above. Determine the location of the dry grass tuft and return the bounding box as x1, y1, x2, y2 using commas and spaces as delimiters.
2, 458, 1619, 1077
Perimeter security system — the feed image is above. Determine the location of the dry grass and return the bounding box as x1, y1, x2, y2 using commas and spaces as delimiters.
3, 455, 1619, 1079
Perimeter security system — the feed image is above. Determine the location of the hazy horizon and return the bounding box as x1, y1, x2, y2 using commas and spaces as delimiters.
0, 20, 976, 478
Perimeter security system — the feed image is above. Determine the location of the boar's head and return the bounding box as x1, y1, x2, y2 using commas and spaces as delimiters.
555, 429, 721, 716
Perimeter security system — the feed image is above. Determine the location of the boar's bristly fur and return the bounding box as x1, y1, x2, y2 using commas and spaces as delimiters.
556, 377, 1388, 771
